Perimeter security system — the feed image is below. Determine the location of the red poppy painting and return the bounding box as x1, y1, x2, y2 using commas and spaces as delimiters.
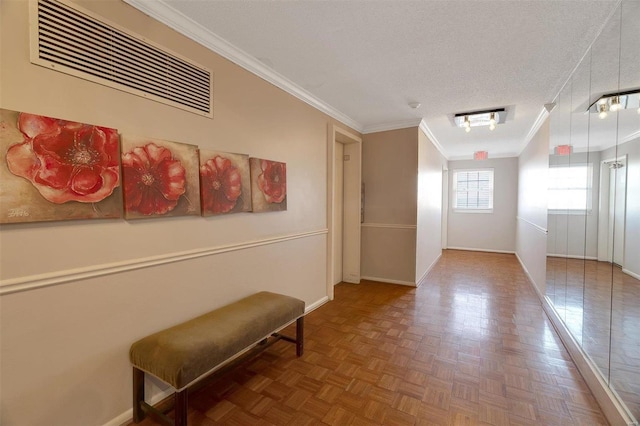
121, 135, 200, 219
199, 150, 251, 216
249, 157, 287, 212
0, 109, 123, 223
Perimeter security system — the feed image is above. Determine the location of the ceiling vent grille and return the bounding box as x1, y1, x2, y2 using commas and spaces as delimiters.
30, 0, 213, 117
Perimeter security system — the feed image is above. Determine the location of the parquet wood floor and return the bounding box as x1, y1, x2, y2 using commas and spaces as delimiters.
547, 257, 640, 421
130, 250, 608, 425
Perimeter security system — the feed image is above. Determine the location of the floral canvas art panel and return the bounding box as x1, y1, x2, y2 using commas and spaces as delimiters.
0, 109, 123, 224
249, 157, 287, 212
199, 150, 251, 216
121, 135, 201, 219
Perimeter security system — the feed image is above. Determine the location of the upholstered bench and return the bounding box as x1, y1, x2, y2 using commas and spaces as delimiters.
129, 291, 305, 426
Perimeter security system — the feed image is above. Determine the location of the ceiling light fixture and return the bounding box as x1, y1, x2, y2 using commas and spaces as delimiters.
463, 116, 471, 133
454, 108, 506, 133
588, 89, 640, 117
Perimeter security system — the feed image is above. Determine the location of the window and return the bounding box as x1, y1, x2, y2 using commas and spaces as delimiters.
548, 164, 593, 213
452, 169, 494, 212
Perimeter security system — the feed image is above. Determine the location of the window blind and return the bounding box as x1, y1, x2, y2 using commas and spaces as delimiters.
453, 169, 494, 210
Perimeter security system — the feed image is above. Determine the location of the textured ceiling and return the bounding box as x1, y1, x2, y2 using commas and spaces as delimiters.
129, 0, 620, 159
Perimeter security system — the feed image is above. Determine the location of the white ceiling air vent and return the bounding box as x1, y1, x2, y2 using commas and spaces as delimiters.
30, 0, 213, 117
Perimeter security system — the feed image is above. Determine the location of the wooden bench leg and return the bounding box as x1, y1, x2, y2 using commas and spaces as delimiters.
296, 316, 304, 357
132, 367, 146, 423
174, 389, 188, 426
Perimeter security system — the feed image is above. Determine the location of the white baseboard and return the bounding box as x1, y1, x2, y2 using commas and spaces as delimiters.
514, 252, 545, 300
547, 253, 598, 260
103, 388, 174, 426
416, 252, 442, 287
360, 276, 416, 287
306, 296, 329, 313
622, 268, 640, 281
540, 298, 636, 426
446, 246, 515, 254
515, 254, 636, 425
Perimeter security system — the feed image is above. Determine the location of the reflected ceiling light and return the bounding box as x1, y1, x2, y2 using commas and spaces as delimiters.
454, 108, 506, 133
588, 89, 640, 117
598, 103, 608, 119
609, 96, 622, 112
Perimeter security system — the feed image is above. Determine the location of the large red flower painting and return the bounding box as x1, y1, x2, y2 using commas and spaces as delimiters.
199, 151, 251, 216
0, 109, 122, 223
121, 136, 200, 219
249, 157, 287, 212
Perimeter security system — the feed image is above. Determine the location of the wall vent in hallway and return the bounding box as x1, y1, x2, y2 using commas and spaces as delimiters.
30, 0, 213, 117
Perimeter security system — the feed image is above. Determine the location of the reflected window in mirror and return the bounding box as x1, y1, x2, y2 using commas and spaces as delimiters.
548, 164, 593, 214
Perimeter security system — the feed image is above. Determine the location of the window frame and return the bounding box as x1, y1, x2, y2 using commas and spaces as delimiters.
451, 168, 494, 214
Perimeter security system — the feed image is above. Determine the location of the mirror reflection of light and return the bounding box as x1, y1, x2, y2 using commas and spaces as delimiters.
554, 303, 584, 346
542, 323, 559, 351
452, 290, 491, 338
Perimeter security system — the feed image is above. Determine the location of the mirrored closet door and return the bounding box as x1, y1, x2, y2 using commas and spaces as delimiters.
546, 0, 640, 421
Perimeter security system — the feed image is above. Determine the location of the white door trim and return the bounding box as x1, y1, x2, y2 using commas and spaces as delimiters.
327, 125, 362, 300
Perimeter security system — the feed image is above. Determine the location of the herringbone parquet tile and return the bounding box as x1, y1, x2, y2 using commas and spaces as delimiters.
130, 250, 609, 425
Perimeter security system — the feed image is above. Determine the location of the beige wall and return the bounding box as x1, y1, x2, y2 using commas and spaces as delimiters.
362, 128, 418, 225
447, 157, 518, 253
416, 128, 447, 284
0, 1, 359, 425
361, 127, 418, 284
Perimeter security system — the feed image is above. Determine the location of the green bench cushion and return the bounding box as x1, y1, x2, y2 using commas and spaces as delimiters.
129, 291, 305, 389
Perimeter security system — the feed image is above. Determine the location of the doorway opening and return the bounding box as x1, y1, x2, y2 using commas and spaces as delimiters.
441, 167, 449, 249
598, 155, 627, 266
327, 125, 362, 300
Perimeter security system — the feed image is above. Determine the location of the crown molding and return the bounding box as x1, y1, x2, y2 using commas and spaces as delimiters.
419, 119, 449, 160
448, 151, 520, 161
362, 118, 422, 134
621, 129, 640, 145
519, 106, 550, 156
123, 0, 362, 132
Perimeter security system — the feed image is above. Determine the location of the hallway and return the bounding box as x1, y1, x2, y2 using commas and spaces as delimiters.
133, 250, 607, 425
